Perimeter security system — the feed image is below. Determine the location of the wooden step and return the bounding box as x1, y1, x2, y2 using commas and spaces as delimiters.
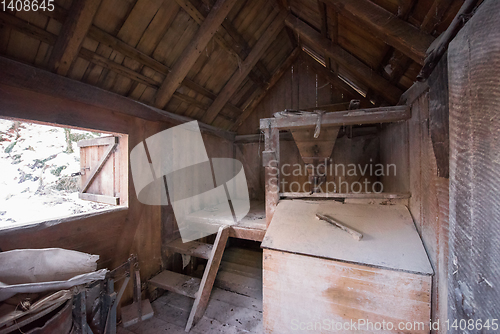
166, 238, 213, 259
149, 270, 200, 299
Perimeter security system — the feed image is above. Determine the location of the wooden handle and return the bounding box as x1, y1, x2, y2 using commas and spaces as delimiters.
316, 213, 363, 241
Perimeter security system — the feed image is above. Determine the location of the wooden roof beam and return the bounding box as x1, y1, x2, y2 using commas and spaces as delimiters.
201, 11, 288, 125
154, 0, 238, 109
324, 0, 434, 65
260, 105, 410, 130
45, 4, 224, 104
231, 47, 301, 131
0, 12, 239, 122
48, 0, 102, 75
300, 52, 373, 106
398, 0, 418, 20
420, 0, 454, 34
173, 0, 270, 85
285, 14, 402, 105
317, 0, 331, 70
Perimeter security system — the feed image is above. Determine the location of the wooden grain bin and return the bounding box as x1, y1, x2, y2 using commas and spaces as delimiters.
261, 200, 433, 333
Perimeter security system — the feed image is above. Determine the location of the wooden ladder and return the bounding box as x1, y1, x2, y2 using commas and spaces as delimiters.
149, 225, 229, 332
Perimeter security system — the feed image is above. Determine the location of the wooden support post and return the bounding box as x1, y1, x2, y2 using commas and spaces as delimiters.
262, 118, 280, 227
48, 0, 102, 75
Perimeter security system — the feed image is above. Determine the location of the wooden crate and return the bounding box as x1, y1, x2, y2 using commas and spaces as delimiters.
262, 200, 433, 333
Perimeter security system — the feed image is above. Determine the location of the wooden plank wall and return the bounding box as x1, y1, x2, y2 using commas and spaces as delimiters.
237, 56, 349, 135
379, 59, 449, 332
236, 56, 379, 199
0, 70, 231, 306
447, 0, 500, 325
263, 249, 431, 333
237, 135, 380, 200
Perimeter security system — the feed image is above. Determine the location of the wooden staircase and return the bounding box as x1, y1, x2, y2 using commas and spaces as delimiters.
149, 225, 229, 332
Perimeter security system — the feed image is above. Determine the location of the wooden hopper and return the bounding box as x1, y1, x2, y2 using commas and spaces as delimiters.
290, 126, 340, 192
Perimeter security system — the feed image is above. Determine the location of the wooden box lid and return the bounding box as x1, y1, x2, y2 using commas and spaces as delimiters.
261, 200, 433, 275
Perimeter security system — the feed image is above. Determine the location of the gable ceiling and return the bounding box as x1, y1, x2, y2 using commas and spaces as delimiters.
0, 0, 464, 131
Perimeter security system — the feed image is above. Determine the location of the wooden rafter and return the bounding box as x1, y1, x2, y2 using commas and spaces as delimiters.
153, 0, 238, 109
300, 52, 373, 106
173, 0, 270, 85
377, 0, 417, 88
201, 11, 288, 125
317, 0, 331, 69
38, 6, 244, 114
231, 47, 301, 131
324, 0, 434, 65
48, 0, 102, 75
327, 5, 339, 73
398, 0, 418, 20
285, 14, 402, 105
420, 0, 454, 34
386, 50, 414, 84
0, 12, 238, 121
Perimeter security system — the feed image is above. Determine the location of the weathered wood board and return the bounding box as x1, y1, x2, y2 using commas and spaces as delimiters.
262, 200, 432, 333
262, 200, 433, 275
263, 250, 432, 333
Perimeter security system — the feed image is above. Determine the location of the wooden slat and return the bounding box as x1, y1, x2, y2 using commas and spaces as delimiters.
154, 0, 238, 109
231, 47, 300, 130
48, 0, 102, 75
149, 270, 201, 298
324, 0, 434, 65
185, 225, 230, 331
285, 14, 403, 105
79, 193, 119, 205
81, 137, 118, 193
166, 238, 213, 259
77, 135, 117, 148
260, 105, 410, 130
201, 11, 287, 124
